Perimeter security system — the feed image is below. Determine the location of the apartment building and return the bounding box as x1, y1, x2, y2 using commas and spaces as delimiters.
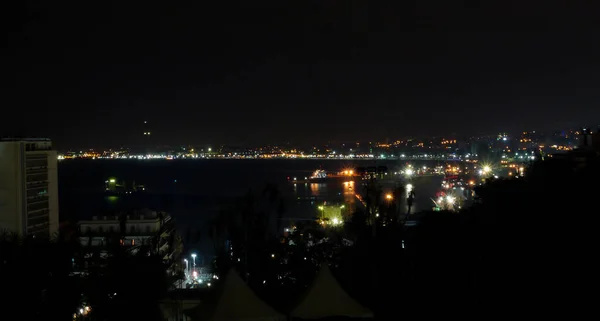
0, 138, 59, 237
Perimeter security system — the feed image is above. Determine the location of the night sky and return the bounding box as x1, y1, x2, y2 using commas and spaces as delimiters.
2, 1, 600, 149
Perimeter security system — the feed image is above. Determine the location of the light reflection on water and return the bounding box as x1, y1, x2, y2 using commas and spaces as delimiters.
59, 159, 446, 257
289, 176, 444, 220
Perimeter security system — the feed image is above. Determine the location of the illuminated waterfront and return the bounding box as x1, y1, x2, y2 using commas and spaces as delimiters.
59, 159, 447, 259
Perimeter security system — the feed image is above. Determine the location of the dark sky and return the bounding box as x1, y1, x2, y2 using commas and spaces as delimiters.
2, 1, 600, 149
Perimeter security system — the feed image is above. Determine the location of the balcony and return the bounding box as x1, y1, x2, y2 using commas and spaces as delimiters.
27, 198, 49, 207
26, 166, 48, 173
27, 207, 49, 215
26, 181, 48, 188
80, 229, 159, 238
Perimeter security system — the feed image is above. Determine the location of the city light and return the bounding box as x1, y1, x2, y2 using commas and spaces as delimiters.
332, 217, 340, 225
446, 195, 455, 204
342, 169, 354, 176
405, 168, 414, 176
385, 193, 393, 200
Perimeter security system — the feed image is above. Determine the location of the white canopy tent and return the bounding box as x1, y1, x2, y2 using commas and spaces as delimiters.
188, 269, 285, 321
291, 264, 373, 319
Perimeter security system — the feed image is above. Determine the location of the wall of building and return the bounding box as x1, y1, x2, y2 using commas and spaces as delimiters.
0, 140, 60, 237
78, 216, 164, 247
79, 217, 162, 234
0, 142, 25, 234
46, 150, 59, 236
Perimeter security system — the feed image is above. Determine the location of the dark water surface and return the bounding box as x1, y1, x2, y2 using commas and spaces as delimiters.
58, 159, 443, 260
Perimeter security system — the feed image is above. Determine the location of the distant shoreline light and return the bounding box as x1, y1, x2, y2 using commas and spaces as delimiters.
57, 153, 465, 161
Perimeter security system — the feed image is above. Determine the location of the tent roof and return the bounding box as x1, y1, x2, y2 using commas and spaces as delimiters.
291, 264, 373, 319
190, 269, 285, 321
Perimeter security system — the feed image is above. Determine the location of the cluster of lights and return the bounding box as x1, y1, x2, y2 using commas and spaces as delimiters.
478, 165, 492, 176
435, 195, 457, 209
318, 217, 343, 226
73, 305, 91, 320
58, 152, 469, 161
182, 253, 215, 287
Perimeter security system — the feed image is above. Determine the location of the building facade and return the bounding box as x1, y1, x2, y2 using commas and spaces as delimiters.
78, 210, 181, 263
0, 138, 59, 237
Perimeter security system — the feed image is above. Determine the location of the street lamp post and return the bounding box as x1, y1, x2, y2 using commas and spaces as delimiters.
191, 253, 197, 267
184, 259, 189, 278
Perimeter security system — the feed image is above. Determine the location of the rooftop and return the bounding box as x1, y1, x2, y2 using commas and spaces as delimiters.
1, 137, 52, 142
79, 209, 171, 223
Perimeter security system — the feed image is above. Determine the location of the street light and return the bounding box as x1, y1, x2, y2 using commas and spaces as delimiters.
385, 193, 393, 200
191, 253, 197, 267
184, 258, 189, 279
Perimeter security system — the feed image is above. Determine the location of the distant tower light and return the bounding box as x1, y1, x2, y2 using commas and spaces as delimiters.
144, 120, 147, 124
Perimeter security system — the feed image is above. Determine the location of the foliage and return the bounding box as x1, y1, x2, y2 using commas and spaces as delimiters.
85, 243, 177, 321
0, 232, 81, 321
209, 156, 599, 318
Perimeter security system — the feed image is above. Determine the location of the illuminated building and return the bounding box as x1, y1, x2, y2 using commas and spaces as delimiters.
0, 138, 59, 237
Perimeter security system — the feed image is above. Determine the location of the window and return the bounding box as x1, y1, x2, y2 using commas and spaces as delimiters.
146, 226, 151, 233
26, 173, 48, 183
130, 226, 136, 233
131, 239, 135, 246
109, 226, 115, 233
27, 200, 49, 212
98, 226, 104, 233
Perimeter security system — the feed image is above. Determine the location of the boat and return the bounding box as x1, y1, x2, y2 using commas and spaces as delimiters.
104, 178, 146, 195
287, 168, 358, 184
309, 169, 328, 182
